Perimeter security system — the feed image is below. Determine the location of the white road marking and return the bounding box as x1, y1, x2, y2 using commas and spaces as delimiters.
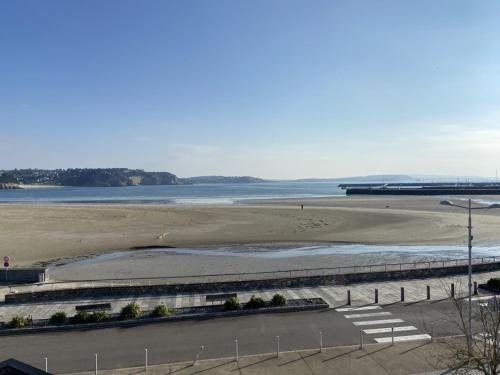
336, 306, 382, 312
344, 312, 392, 319
471, 296, 496, 302
374, 334, 431, 343
353, 319, 405, 326
363, 326, 417, 334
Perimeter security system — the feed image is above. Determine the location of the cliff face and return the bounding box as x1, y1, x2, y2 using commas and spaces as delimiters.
0, 169, 182, 187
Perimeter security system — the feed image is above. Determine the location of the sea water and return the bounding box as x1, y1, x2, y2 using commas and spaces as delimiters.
0, 181, 344, 203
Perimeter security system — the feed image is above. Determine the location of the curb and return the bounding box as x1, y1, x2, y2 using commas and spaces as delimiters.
0, 302, 328, 336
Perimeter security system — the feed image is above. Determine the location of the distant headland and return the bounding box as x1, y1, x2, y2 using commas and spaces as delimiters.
0, 169, 267, 188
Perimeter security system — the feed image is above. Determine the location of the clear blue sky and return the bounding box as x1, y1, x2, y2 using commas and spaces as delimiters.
1, 0, 500, 178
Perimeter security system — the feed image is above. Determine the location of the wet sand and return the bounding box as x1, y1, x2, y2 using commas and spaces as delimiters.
1, 196, 500, 267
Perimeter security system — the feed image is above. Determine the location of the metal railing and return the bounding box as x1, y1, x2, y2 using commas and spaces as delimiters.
14, 255, 499, 293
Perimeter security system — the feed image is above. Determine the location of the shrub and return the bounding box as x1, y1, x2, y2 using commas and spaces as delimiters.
120, 302, 142, 320
152, 304, 171, 317
72, 311, 90, 324
245, 295, 266, 309
89, 311, 108, 323
49, 311, 67, 324
8, 316, 29, 329
223, 297, 240, 311
487, 278, 500, 290
271, 294, 287, 306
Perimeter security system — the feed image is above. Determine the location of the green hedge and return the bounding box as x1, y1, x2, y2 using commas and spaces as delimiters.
8, 316, 29, 329
246, 295, 266, 309
487, 278, 500, 290
152, 304, 171, 317
271, 294, 287, 306
223, 297, 240, 311
121, 303, 142, 320
49, 312, 67, 324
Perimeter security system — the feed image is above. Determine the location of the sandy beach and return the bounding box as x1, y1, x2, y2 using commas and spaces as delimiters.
1, 196, 500, 269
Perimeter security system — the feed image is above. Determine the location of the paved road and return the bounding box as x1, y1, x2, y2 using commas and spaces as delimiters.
0, 298, 466, 374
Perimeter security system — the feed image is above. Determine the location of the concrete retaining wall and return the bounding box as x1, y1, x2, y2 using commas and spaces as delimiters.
0, 268, 47, 284
5, 262, 500, 304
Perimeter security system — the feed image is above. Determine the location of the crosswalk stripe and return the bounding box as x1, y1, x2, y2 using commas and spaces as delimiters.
374, 334, 431, 343
345, 312, 392, 319
336, 306, 382, 312
353, 319, 404, 326
363, 326, 417, 334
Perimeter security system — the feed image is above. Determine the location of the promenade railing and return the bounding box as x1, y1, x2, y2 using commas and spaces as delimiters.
16, 255, 500, 293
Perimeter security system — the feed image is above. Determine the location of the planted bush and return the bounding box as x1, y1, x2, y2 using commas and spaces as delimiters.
89, 311, 108, 323
487, 278, 500, 290
223, 297, 240, 311
72, 311, 91, 324
8, 316, 29, 329
49, 311, 67, 324
120, 302, 142, 320
271, 294, 287, 306
152, 304, 171, 317
245, 295, 266, 309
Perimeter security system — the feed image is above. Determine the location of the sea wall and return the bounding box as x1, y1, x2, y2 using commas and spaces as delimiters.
0, 268, 47, 284
5, 262, 500, 304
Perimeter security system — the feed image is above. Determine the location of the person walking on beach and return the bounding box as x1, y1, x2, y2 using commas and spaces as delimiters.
301, 204, 304, 210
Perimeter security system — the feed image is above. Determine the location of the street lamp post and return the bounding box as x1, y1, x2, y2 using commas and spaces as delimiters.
440, 198, 500, 352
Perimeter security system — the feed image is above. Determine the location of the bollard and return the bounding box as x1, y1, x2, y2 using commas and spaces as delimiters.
474, 281, 478, 295
451, 283, 455, 298
194, 346, 205, 365
319, 331, 323, 353
276, 336, 280, 357
359, 329, 364, 349
145, 348, 148, 373
347, 290, 351, 305
45, 358, 48, 373
427, 285, 431, 300
401, 287, 404, 302
94, 353, 98, 375
235, 339, 239, 362
375, 289, 378, 304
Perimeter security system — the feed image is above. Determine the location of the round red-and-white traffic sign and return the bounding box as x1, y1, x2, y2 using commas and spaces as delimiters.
3, 256, 10, 263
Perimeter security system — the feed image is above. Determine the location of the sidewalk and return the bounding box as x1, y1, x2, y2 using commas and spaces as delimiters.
64, 338, 459, 375
1, 270, 498, 322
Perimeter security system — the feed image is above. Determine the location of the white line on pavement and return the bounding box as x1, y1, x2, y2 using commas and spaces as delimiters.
363, 326, 417, 334
353, 319, 405, 326
471, 296, 496, 302
336, 306, 382, 312
344, 312, 392, 319
374, 334, 431, 343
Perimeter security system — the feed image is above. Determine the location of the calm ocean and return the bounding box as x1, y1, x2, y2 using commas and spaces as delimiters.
0, 181, 345, 203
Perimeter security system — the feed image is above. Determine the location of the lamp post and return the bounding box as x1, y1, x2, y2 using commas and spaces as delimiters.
440, 198, 500, 351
